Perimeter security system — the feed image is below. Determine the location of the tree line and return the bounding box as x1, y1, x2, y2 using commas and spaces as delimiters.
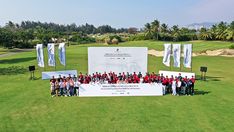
0, 21, 128, 48
0, 20, 233, 48
142, 20, 234, 42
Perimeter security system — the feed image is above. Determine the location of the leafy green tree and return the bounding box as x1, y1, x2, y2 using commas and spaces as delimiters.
199, 28, 212, 40
225, 21, 234, 41
0, 28, 15, 48
171, 25, 180, 41
144, 23, 152, 39
151, 19, 160, 40
160, 23, 170, 41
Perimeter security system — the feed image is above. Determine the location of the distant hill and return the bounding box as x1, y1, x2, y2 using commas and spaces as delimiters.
185, 22, 217, 30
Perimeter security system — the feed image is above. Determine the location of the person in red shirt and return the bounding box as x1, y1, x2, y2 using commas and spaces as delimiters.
122, 72, 126, 81
162, 76, 167, 95
190, 76, 196, 95
168, 75, 174, 94
143, 74, 149, 83
50, 76, 56, 83
133, 72, 137, 78
127, 77, 132, 83
133, 75, 140, 83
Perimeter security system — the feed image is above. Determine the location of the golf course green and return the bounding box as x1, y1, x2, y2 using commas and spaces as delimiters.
0, 40, 234, 131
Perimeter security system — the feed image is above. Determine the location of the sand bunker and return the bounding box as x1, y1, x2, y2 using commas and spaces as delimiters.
148, 49, 234, 57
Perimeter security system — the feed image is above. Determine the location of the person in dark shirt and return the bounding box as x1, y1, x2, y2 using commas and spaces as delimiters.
118, 73, 123, 81
138, 72, 142, 78
50, 76, 56, 83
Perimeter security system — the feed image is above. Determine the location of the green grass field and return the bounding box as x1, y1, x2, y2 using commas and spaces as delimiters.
0, 40, 234, 131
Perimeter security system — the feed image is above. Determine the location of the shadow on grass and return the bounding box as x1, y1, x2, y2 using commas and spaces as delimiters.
0, 57, 36, 64
0, 66, 28, 75
28, 77, 41, 80
195, 90, 211, 95
196, 75, 223, 81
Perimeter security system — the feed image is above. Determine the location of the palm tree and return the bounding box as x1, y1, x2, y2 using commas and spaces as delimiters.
213, 22, 228, 40
225, 21, 234, 41
151, 19, 160, 40
199, 28, 212, 40
160, 23, 168, 33
171, 25, 180, 41
144, 23, 152, 39
160, 23, 168, 41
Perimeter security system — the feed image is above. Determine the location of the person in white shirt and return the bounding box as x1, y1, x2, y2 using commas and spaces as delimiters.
172, 79, 177, 96
177, 79, 182, 95
74, 79, 80, 96
50, 80, 55, 97
59, 79, 63, 96
65, 78, 70, 97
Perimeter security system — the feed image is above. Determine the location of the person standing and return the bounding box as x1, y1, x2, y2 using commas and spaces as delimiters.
69, 78, 74, 96
176, 78, 182, 95
50, 80, 55, 97
162, 76, 167, 95
74, 78, 80, 96
172, 78, 177, 96
59, 79, 64, 96
190, 76, 196, 95
55, 79, 60, 97
65, 78, 70, 97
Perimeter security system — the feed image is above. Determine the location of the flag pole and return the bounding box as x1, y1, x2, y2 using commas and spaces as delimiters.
43, 44, 46, 71
170, 44, 172, 71
191, 44, 193, 72
54, 43, 56, 71
65, 42, 66, 70
180, 44, 182, 71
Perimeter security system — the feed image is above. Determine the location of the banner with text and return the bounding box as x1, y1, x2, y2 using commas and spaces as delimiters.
36, 44, 44, 67
42, 70, 77, 79
159, 70, 195, 78
163, 44, 171, 67
47, 43, 55, 66
88, 47, 148, 74
79, 83, 163, 97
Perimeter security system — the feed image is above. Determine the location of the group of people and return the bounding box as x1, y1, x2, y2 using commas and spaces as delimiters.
49, 72, 196, 97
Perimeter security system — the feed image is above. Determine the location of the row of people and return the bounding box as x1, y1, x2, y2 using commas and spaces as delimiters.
49, 72, 195, 97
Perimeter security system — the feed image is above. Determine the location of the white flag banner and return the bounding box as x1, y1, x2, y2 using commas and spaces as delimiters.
47, 43, 55, 66
173, 44, 181, 68
183, 44, 192, 68
58, 43, 66, 66
163, 44, 171, 67
36, 44, 44, 67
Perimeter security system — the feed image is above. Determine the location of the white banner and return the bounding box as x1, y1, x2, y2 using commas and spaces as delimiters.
173, 44, 181, 68
47, 43, 55, 66
79, 83, 163, 97
88, 47, 148, 75
183, 44, 192, 68
163, 44, 171, 67
159, 70, 195, 78
58, 43, 66, 66
36, 44, 44, 67
42, 70, 77, 80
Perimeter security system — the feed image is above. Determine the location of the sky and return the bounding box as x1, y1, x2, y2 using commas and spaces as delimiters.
0, 0, 233, 28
